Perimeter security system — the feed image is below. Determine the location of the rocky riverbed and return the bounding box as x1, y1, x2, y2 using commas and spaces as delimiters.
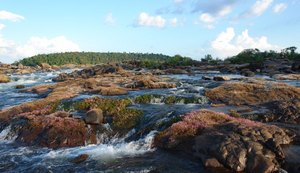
0, 64, 299, 173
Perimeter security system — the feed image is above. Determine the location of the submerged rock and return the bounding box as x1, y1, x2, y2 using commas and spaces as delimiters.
15, 85, 26, 89
71, 154, 89, 164
154, 109, 292, 173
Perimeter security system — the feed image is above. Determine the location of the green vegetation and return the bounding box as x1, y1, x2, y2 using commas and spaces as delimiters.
56, 97, 143, 130
133, 94, 209, 104
226, 47, 300, 65
15, 52, 195, 67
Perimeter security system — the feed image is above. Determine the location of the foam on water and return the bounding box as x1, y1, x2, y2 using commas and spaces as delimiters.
0, 125, 17, 143
41, 131, 156, 162
0, 69, 74, 109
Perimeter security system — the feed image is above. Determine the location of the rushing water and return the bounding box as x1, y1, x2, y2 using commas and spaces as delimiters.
0, 70, 74, 110
0, 71, 299, 173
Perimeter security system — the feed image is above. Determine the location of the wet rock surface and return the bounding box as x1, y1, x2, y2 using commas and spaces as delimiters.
71, 154, 89, 164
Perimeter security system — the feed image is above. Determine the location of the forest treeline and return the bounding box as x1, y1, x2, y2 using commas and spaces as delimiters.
15, 52, 195, 68
15, 47, 300, 67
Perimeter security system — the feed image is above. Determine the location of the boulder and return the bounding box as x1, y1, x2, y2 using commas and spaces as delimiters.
205, 81, 300, 106
154, 109, 292, 173
202, 76, 213, 80
267, 99, 300, 124
84, 109, 103, 125
52, 73, 69, 82
213, 76, 231, 81
40, 63, 52, 69
0, 74, 10, 83
17, 63, 24, 69
11, 114, 87, 148
273, 74, 300, 80
241, 69, 255, 77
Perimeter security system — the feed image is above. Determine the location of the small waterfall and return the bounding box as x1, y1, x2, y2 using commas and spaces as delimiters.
42, 130, 157, 162
0, 125, 17, 142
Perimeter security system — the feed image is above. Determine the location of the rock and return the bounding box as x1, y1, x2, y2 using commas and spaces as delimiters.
71, 154, 89, 164
11, 115, 87, 148
98, 86, 128, 96
17, 63, 24, 69
241, 70, 255, 77
51, 111, 70, 118
267, 99, 300, 124
83, 79, 97, 89
292, 60, 300, 72
53, 64, 124, 81
203, 158, 224, 168
84, 109, 103, 125
40, 63, 52, 70
165, 69, 188, 74
15, 69, 34, 74
246, 154, 276, 173
0, 74, 10, 83
273, 74, 300, 80
51, 65, 60, 70
205, 81, 300, 105
202, 76, 213, 80
52, 73, 69, 82
213, 76, 231, 81
210, 103, 226, 107
154, 109, 292, 173
15, 85, 26, 89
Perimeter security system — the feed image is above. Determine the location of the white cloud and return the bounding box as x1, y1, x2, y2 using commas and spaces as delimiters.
200, 13, 216, 24
105, 12, 115, 25
217, 5, 232, 16
198, 13, 215, 28
0, 10, 24, 22
246, 0, 273, 17
170, 18, 178, 26
0, 35, 80, 63
273, 3, 287, 13
0, 24, 5, 30
197, 5, 232, 29
211, 27, 279, 58
137, 12, 166, 28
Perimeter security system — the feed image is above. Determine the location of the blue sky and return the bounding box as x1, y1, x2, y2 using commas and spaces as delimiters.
0, 0, 300, 63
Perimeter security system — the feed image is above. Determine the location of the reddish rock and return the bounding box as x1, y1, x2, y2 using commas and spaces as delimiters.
12, 114, 87, 148
205, 81, 300, 106
154, 109, 292, 173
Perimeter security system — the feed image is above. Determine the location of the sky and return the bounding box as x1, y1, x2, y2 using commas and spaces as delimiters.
0, 0, 300, 63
